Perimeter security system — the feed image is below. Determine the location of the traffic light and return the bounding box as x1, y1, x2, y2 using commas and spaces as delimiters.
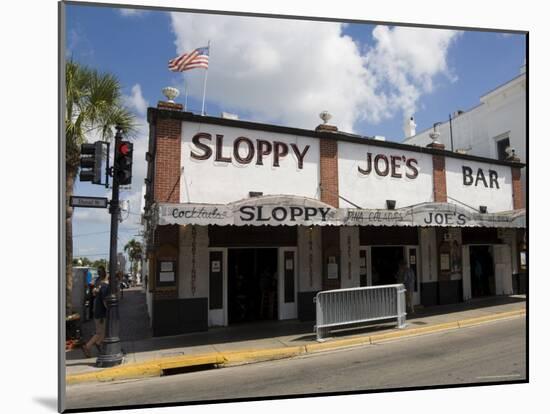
79, 142, 103, 184
115, 141, 133, 185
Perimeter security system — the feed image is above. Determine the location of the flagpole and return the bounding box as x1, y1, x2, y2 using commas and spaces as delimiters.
184, 76, 188, 111
201, 40, 210, 116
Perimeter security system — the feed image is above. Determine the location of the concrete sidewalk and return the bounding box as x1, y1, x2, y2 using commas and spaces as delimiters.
65, 292, 526, 385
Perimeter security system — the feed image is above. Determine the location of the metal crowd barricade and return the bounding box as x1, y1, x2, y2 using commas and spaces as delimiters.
315, 284, 406, 341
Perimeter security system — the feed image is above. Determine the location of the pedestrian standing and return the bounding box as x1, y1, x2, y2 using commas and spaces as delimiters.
81, 266, 109, 358
398, 260, 416, 314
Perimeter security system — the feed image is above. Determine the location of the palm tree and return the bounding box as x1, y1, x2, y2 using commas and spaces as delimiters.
124, 239, 143, 284
65, 60, 137, 315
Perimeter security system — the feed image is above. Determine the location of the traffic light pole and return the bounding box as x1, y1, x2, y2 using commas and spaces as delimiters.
96, 128, 124, 368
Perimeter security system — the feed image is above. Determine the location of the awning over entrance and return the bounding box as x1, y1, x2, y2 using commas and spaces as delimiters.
153, 195, 525, 228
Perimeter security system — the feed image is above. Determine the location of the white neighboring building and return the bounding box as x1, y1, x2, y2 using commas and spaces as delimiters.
403, 67, 526, 206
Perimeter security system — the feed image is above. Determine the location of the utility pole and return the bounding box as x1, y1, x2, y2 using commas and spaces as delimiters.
95, 127, 126, 368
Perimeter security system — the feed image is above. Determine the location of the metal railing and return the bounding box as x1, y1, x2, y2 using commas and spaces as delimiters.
315, 284, 406, 341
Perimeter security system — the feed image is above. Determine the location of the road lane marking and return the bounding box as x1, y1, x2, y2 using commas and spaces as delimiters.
475, 374, 522, 379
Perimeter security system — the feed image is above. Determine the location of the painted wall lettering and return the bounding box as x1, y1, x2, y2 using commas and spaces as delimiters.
462, 166, 500, 189
358, 152, 419, 179
190, 133, 213, 160
238, 205, 331, 222
423, 212, 467, 226
190, 133, 310, 169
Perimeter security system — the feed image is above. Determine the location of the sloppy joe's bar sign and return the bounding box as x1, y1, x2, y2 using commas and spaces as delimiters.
190, 132, 310, 169
156, 200, 525, 228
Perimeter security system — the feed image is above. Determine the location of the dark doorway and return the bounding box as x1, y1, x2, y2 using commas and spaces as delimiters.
371, 246, 404, 285
470, 245, 495, 298
228, 248, 278, 324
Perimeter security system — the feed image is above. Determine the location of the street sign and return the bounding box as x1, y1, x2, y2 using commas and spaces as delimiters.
70, 196, 109, 208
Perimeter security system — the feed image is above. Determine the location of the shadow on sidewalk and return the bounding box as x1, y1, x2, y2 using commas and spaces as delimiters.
68, 293, 526, 359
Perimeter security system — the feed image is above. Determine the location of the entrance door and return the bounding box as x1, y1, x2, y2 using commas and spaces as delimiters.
228, 248, 278, 324
469, 245, 495, 298
278, 247, 297, 320
371, 246, 404, 285
405, 246, 421, 305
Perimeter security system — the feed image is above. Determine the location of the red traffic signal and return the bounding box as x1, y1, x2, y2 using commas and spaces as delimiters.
117, 142, 131, 156
115, 141, 133, 185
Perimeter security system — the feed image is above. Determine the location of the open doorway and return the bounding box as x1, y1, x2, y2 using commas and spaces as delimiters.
228, 248, 278, 324
371, 246, 404, 285
469, 245, 495, 297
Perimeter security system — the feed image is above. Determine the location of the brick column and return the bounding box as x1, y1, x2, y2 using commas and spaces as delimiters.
153, 101, 183, 203
428, 142, 447, 203
317, 124, 339, 208
511, 166, 523, 210
316, 123, 341, 289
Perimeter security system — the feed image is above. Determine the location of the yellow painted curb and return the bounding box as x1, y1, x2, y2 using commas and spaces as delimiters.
457, 309, 525, 328
223, 346, 306, 364
66, 308, 526, 385
66, 354, 226, 385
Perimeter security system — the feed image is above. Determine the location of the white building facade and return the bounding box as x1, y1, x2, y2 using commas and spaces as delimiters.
403, 70, 526, 206
141, 101, 525, 337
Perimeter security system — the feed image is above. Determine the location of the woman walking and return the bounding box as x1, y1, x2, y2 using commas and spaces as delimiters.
81, 266, 109, 357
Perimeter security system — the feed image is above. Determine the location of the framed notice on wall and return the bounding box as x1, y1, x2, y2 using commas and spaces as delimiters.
157, 259, 177, 287
440, 253, 450, 271
327, 263, 338, 279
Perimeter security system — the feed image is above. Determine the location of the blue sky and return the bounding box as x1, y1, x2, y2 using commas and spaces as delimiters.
66, 3, 525, 263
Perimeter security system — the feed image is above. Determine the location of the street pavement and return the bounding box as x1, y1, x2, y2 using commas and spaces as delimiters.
65, 317, 526, 410
66, 288, 526, 378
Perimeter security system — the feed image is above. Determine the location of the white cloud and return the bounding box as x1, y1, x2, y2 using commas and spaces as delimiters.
123, 84, 148, 116
365, 26, 461, 117
169, 14, 461, 133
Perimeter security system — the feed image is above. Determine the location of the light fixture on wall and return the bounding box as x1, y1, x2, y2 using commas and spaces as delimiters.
479, 205, 488, 213
386, 200, 396, 210
249, 191, 263, 198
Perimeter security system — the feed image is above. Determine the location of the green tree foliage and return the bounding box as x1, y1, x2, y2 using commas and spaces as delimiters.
65, 60, 136, 315
124, 239, 144, 281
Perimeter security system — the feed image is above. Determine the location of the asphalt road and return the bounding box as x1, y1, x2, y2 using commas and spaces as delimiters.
65, 317, 526, 410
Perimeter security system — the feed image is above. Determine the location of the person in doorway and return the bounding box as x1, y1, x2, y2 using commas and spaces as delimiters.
81, 266, 109, 358
85, 269, 95, 320
398, 260, 416, 314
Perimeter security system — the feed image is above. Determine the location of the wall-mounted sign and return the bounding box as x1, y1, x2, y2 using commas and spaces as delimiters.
327, 263, 338, 279
190, 132, 310, 169
358, 152, 419, 179
211, 260, 221, 273
157, 260, 176, 286
440, 253, 450, 271
159, 272, 175, 282
285, 259, 294, 270
160, 262, 173, 272
462, 166, 500, 189
156, 198, 525, 228
70, 196, 108, 208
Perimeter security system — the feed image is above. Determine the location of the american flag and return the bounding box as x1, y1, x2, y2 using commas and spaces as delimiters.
168, 46, 209, 72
